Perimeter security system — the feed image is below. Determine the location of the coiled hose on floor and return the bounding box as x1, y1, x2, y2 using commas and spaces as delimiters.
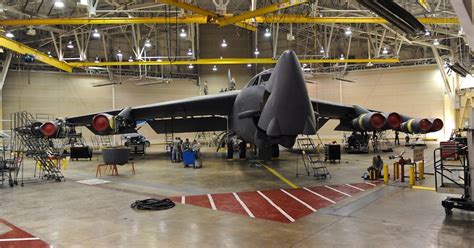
130, 198, 175, 210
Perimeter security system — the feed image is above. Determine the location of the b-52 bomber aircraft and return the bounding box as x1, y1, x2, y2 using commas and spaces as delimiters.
37, 50, 443, 160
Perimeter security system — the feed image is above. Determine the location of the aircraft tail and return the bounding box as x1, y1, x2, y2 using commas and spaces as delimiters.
227, 69, 236, 91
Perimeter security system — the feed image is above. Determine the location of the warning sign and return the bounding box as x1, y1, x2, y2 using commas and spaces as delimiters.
413, 148, 424, 162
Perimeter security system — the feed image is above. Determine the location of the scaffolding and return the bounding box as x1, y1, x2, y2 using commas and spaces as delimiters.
10, 111, 64, 186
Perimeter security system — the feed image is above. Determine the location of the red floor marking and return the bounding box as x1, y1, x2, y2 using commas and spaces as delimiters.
0, 219, 49, 248
306, 186, 348, 202
260, 189, 313, 220
328, 184, 362, 195
286, 188, 333, 210
237, 191, 290, 223
185, 195, 211, 209
211, 193, 248, 216
350, 182, 376, 190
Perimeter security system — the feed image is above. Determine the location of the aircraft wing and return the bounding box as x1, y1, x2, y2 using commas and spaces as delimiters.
66, 91, 240, 134
311, 99, 355, 119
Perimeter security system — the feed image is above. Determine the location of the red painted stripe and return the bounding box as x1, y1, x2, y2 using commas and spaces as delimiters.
350, 183, 376, 190
185, 195, 211, 209
306, 186, 347, 202
260, 189, 313, 220
211, 193, 248, 216
285, 188, 333, 209
328, 184, 361, 195
237, 191, 290, 223
0, 219, 49, 248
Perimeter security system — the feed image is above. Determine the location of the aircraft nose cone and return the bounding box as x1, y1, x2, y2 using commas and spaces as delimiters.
258, 50, 316, 138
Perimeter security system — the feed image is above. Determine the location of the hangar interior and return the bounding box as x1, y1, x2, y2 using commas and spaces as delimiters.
0, 0, 473, 247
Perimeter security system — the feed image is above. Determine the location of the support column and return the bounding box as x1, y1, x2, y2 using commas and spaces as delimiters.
0, 52, 12, 131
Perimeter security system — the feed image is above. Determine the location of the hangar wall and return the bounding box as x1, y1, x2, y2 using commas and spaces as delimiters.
1, 65, 447, 144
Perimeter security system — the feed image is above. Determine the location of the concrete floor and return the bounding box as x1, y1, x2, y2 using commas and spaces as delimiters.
0, 144, 473, 247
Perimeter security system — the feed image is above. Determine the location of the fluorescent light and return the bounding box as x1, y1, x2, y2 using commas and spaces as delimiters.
212, 65, 217, 71
344, 27, 352, 36
433, 39, 440, 46
264, 28, 271, 37
144, 39, 152, 48
179, 28, 187, 38
187, 48, 193, 56
339, 54, 345, 60
247, 63, 252, 67
128, 56, 133, 62
5, 31, 14, 38
188, 64, 194, 69
54, 0, 65, 8
67, 40, 74, 49
221, 39, 227, 48
382, 47, 388, 54
254, 48, 260, 55
92, 29, 100, 38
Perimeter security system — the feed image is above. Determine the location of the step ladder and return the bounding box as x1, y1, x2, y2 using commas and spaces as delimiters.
296, 136, 330, 179
165, 132, 174, 152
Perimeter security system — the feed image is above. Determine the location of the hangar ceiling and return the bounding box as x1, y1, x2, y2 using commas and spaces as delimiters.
0, 0, 470, 77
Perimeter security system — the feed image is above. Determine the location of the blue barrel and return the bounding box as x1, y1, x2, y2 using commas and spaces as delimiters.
183, 151, 195, 167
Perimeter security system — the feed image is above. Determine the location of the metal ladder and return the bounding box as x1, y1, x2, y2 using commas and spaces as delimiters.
296, 136, 330, 179
11, 111, 64, 185
165, 132, 174, 152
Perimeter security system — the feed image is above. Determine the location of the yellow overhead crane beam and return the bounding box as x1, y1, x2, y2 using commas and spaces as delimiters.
158, 0, 256, 31
218, 0, 308, 27
68, 58, 399, 67
0, 36, 73, 73
0, 16, 458, 26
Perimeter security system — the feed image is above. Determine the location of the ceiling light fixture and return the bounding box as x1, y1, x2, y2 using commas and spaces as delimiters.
221, 39, 227, 48
5, 31, 14, 38
254, 48, 260, 55
128, 56, 133, 62
264, 28, 271, 37
180, 28, 187, 38
339, 54, 345, 60
187, 48, 193, 56
212, 65, 217, 71
424, 30, 431, 36
366, 62, 374, 67
382, 47, 388, 54
94, 57, 100, 63
247, 63, 252, 68
116, 50, 123, 58
157, 58, 162, 62
320, 47, 325, 54
344, 27, 352, 36
188, 64, 194, 69
67, 40, 74, 49
144, 39, 152, 48
433, 39, 440, 46
54, 0, 65, 8
92, 29, 100, 38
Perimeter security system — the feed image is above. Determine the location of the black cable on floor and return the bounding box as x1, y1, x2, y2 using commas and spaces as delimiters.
130, 198, 175, 211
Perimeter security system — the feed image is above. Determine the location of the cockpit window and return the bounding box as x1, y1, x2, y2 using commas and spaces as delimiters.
260, 73, 271, 83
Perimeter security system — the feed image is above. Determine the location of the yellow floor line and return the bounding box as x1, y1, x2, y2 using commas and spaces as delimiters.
412, 186, 436, 191
259, 162, 299, 189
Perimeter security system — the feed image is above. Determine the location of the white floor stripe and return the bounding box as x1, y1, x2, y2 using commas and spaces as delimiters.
325, 185, 352, 197
181, 196, 185, 204
257, 191, 295, 222
232, 192, 255, 218
280, 189, 316, 212
0, 237, 40, 242
207, 194, 217, 210
345, 184, 365, 191
365, 182, 377, 186
303, 187, 336, 204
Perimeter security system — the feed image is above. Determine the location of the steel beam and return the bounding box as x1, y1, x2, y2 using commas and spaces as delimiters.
0, 37, 73, 73
219, 0, 308, 27
0, 16, 459, 26
69, 58, 399, 67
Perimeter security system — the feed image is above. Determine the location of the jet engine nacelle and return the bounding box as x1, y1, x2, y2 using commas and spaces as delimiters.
39, 119, 72, 138
351, 112, 386, 131
91, 107, 136, 135
428, 118, 444, 132
400, 118, 432, 134
383, 112, 402, 130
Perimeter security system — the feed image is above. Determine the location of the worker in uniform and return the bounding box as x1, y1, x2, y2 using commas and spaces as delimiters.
192, 139, 202, 168
367, 155, 384, 178
182, 138, 191, 152
394, 131, 400, 146
172, 138, 179, 162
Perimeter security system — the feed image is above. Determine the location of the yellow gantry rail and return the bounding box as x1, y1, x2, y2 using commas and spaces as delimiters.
0, 16, 458, 26
0, 36, 73, 73
68, 58, 400, 67
218, 0, 308, 27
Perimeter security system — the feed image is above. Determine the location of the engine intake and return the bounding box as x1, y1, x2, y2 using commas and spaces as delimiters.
92, 113, 114, 133
428, 118, 444, 132
383, 112, 402, 130
352, 112, 386, 131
